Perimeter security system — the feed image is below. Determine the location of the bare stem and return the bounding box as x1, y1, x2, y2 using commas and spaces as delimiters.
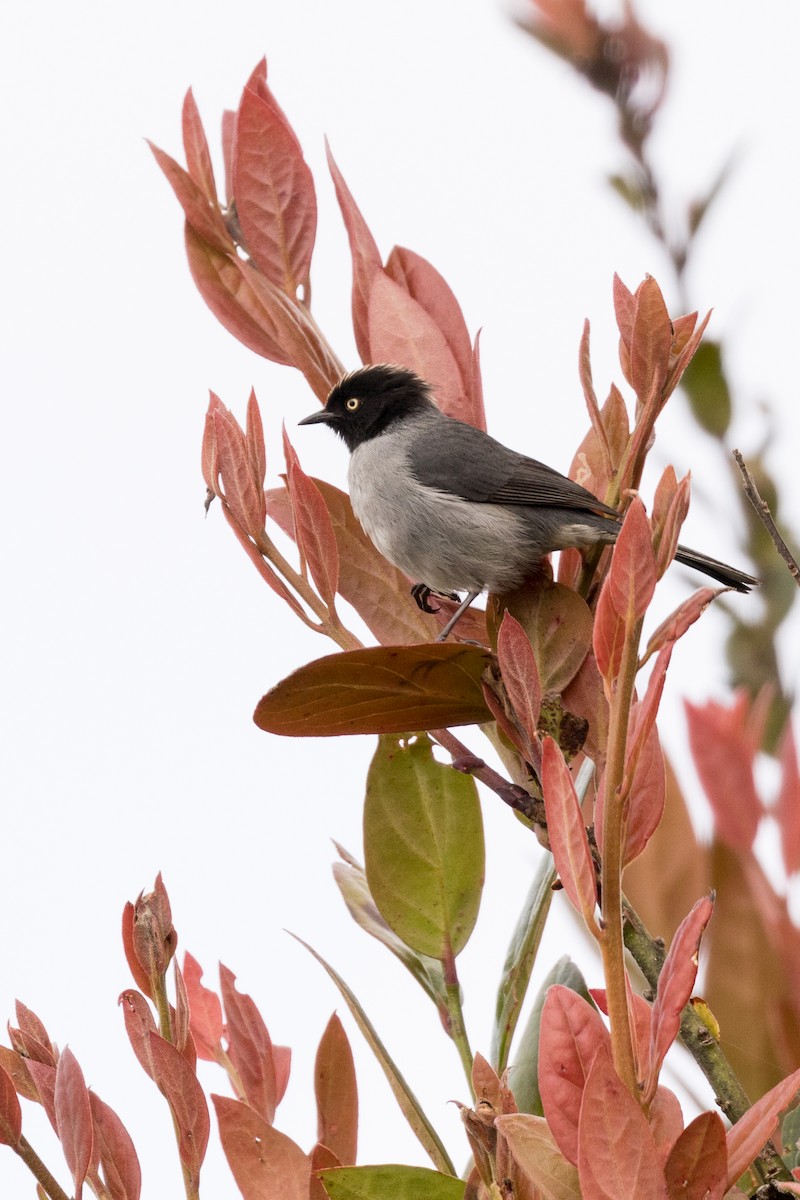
599, 616, 643, 1098
13, 1136, 71, 1200
431, 728, 541, 822
733, 449, 800, 586
441, 947, 475, 1094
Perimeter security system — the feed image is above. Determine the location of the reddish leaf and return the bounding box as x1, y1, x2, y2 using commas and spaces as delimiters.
222, 109, 236, 202
119, 990, 158, 1082
310, 1143, 341, 1200
654, 474, 691, 578
214, 405, 265, 539
173, 961, 194, 1062
274, 1046, 291, 1106
220, 499, 308, 621
685, 697, 760, 852
650, 1086, 685, 1166
89, 1093, 142, 1200
121, 903, 154, 999
184, 225, 292, 364
538, 985, 611, 1165
266, 482, 437, 644
726, 1065, 800, 1186
560, 650, 608, 766
233, 82, 316, 293
626, 645, 673, 771
326, 143, 382, 362
55, 1049, 94, 1200
220, 965, 277, 1124
496, 1113, 579, 1200
494, 578, 593, 693
592, 578, 626, 682
367, 272, 466, 418
541, 737, 597, 928
148, 1033, 209, 1183
666, 310, 712, 396
613, 274, 636, 357
183, 953, 223, 1062
213, 1095, 310, 1200
282, 426, 340, 610
254, 643, 493, 736
577, 1045, 668, 1199
777, 723, 800, 877
642, 588, 719, 664
182, 88, 217, 202
606, 497, 657, 623
0, 1047, 37, 1102
664, 1111, 727, 1200
630, 276, 672, 408
0, 1063, 21, 1147
130, 874, 177, 988
621, 720, 666, 866
386, 247, 482, 428
496, 612, 542, 748
569, 380, 629, 500
149, 141, 232, 252
246, 389, 267, 494
14, 1003, 53, 1055
26, 1060, 57, 1130
315, 1014, 358, 1166
647, 895, 714, 1096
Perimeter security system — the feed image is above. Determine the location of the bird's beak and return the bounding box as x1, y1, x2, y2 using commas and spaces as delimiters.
298, 408, 334, 426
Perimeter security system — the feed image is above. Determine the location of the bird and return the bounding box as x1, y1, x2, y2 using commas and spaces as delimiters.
299, 364, 758, 640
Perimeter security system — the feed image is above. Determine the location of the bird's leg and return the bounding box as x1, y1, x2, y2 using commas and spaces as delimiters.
436, 591, 481, 642
411, 583, 460, 614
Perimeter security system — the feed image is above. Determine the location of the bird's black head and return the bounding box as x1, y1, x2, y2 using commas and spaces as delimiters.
299, 364, 436, 452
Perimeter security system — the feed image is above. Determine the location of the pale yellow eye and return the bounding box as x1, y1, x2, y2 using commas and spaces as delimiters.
345, 396, 360, 411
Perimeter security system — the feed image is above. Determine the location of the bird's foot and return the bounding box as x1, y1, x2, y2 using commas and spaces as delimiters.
410, 583, 459, 614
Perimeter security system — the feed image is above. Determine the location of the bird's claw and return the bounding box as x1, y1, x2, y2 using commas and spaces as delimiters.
411, 583, 460, 614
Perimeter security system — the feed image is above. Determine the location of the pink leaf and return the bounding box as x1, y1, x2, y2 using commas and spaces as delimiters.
0, 1063, 22, 1147
630, 276, 672, 408
622, 720, 666, 866
577, 1045, 668, 1199
213, 1095, 311, 1200
664, 1111, 727, 1200
725, 1065, 800, 1186
326, 143, 382, 362
314, 1014, 358, 1166
183, 953, 223, 1062
647, 895, 714, 1097
685, 696, 761, 852
367, 272, 466, 418
385, 246, 482, 428
496, 612, 542, 749
246, 389, 267, 496
654, 474, 691, 578
220, 965, 277, 1124
149, 141, 232, 253
89, 1093, 142, 1200
643, 588, 719, 663
25, 1061, 57, 1131
541, 738, 597, 929
606, 497, 657, 623
214, 407, 264, 540
538, 985, 611, 1165
182, 88, 217, 202
148, 1034, 209, 1184
185, 225, 292, 364
119, 990, 158, 1082
233, 82, 316, 293
592, 572, 626, 682
282, 427, 340, 611
55, 1049, 94, 1200
650, 1086, 685, 1167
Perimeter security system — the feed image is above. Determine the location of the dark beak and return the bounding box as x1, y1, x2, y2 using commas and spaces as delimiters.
298, 409, 334, 426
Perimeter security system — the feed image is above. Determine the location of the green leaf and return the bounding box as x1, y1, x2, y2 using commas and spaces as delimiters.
364, 734, 485, 959
254, 644, 493, 736
781, 1101, 800, 1171
318, 1165, 466, 1200
291, 935, 456, 1177
331, 845, 447, 1007
491, 855, 557, 1074
680, 340, 731, 439
506, 957, 592, 1117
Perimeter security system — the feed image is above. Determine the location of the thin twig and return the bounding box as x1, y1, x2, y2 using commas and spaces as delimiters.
430, 728, 541, 823
734, 448, 800, 586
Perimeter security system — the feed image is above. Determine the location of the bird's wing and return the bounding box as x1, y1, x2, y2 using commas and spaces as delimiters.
408, 416, 620, 518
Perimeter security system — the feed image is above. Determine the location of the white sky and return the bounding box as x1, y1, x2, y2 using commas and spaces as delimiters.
1, 0, 799, 1194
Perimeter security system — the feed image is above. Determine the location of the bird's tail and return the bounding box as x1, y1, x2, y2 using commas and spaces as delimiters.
674, 544, 759, 592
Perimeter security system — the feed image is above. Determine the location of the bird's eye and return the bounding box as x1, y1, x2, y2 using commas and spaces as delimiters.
345, 396, 360, 411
